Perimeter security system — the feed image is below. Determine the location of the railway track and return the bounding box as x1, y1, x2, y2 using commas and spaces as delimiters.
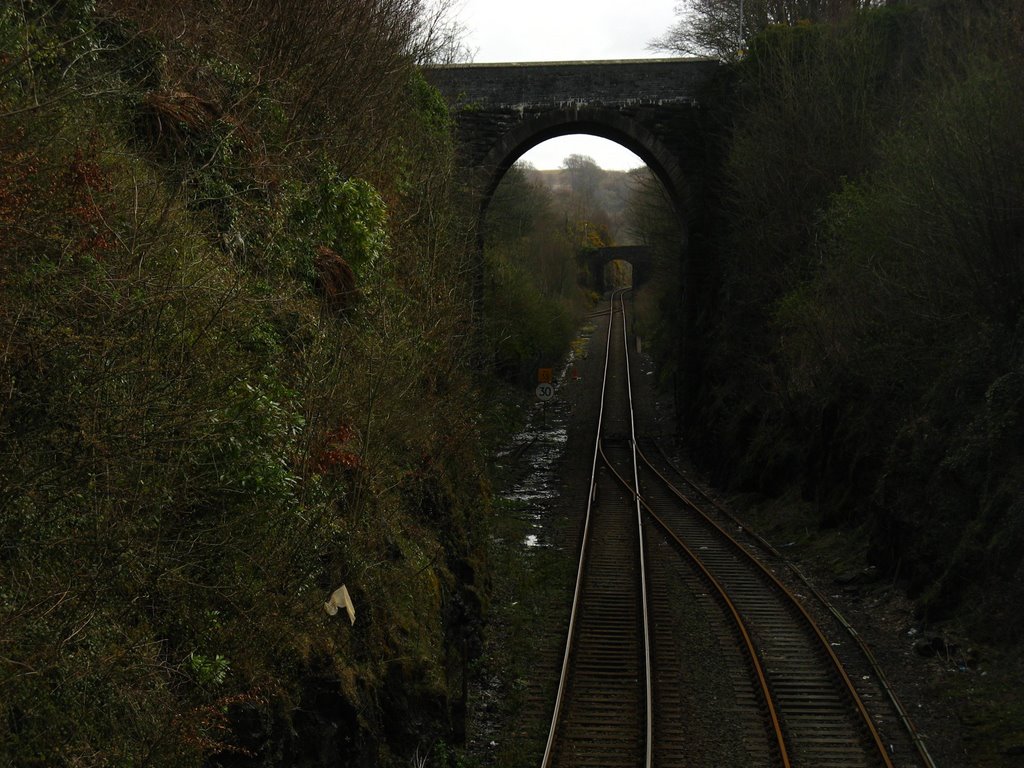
637, 439, 938, 768
540, 290, 650, 767
539, 290, 926, 768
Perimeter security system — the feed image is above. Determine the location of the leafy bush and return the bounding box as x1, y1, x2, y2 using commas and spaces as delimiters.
285, 169, 389, 282
481, 163, 590, 386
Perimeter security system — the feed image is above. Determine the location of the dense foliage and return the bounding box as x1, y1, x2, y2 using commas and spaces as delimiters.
621, 167, 685, 387
680, 0, 1024, 640
481, 162, 597, 386
0, 1, 489, 765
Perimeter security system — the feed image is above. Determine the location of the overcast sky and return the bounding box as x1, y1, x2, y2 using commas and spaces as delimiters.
453, 0, 681, 171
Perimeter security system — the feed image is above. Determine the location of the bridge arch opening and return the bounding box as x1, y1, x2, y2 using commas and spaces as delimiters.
480, 130, 683, 385
481, 125, 684, 296
519, 135, 644, 175
475, 109, 693, 236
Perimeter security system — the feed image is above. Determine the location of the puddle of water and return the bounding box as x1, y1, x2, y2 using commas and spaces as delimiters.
497, 329, 592, 551
503, 428, 564, 548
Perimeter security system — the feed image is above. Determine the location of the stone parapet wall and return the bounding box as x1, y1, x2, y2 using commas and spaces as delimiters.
424, 59, 720, 109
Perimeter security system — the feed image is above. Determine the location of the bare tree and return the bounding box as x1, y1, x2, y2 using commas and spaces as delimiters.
561, 153, 602, 214
651, 0, 880, 60
102, 0, 469, 170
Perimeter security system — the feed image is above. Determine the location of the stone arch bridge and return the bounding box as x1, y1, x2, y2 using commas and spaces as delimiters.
423, 58, 719, 220
424, 58, 721, 412
584, 246, 655, 288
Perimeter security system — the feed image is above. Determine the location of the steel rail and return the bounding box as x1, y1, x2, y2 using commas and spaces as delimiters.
540, 289, 639, 768
616, 292, 653, 768
598, 450, 793, 768
646, 440, 939, 768
636, 444, 897, 768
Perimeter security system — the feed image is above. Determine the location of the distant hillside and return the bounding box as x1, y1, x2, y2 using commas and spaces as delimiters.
525, 165, 644, 245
